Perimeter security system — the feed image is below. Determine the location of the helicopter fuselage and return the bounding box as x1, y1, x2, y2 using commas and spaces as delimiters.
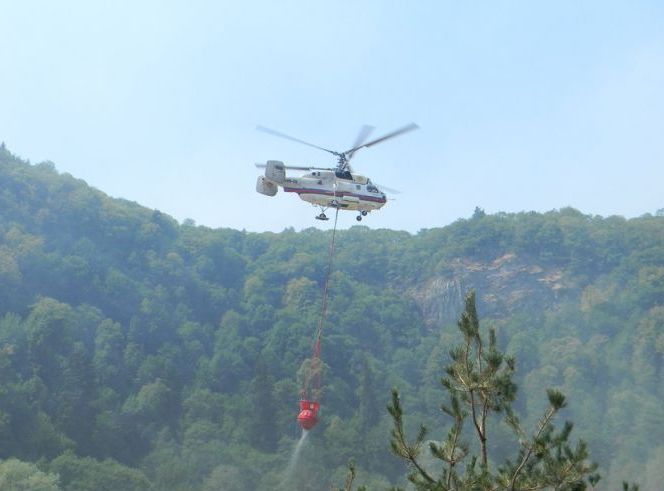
256, 163, 387, 213
284, 170, 386, 212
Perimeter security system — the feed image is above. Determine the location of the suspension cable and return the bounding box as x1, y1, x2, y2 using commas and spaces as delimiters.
305, 207, 340, 399
315, 207, 339, 353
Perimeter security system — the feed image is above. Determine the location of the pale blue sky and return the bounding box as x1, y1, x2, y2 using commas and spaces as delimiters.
2, 1, 663, 232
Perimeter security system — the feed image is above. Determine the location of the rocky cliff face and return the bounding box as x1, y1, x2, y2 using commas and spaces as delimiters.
409, 253, 572, 327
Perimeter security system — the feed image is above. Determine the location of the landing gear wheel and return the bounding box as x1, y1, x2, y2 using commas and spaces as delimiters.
361, 210, 368, 216
356, 215, 362, 222
316, 213, 329, 221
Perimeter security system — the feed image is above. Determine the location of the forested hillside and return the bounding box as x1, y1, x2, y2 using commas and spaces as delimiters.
1, 144, 663, 490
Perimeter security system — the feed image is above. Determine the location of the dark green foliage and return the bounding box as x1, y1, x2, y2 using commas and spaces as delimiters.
48, 452, 150, 491
0, 458, 61, 491
248, 360, 279, 452
0, 147, 659, 488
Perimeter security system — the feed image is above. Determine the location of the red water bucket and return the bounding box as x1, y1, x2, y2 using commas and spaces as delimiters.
297, 399, 320, 430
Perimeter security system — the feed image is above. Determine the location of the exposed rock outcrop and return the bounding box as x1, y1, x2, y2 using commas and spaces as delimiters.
409, 253, 573, 327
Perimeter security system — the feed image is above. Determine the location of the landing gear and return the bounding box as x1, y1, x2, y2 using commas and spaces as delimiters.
361, 211, 368, 216
316, 213, 329, 221
356, 215, 362, 222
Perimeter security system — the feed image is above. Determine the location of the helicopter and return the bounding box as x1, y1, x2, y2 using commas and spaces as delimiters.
255, 123, 419, 221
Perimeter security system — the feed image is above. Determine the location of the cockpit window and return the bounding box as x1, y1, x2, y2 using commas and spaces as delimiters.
367, 184, 379, 193
335, 170, 353, 180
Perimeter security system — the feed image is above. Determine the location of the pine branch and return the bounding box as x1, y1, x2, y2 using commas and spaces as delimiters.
388, 388, 436, 485
509, 404, 558, 490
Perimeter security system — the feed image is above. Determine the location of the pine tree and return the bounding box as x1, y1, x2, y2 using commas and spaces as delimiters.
336, 461, 367, 491
387, 291, 600, 490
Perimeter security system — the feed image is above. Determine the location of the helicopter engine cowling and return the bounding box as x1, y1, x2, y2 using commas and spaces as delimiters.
265, 160, 286, 183
256, 176, 278, 197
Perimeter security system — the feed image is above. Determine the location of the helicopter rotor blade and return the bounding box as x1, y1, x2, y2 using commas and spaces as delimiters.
280, 165, 326, 171
343, 122, 419, 156
256, 126, 339, 157
346, 125, 375, 162
254, 163, 335, 171
374, 182, 401, 195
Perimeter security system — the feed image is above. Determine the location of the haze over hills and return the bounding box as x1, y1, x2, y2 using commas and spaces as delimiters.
1, 145, 663, 489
